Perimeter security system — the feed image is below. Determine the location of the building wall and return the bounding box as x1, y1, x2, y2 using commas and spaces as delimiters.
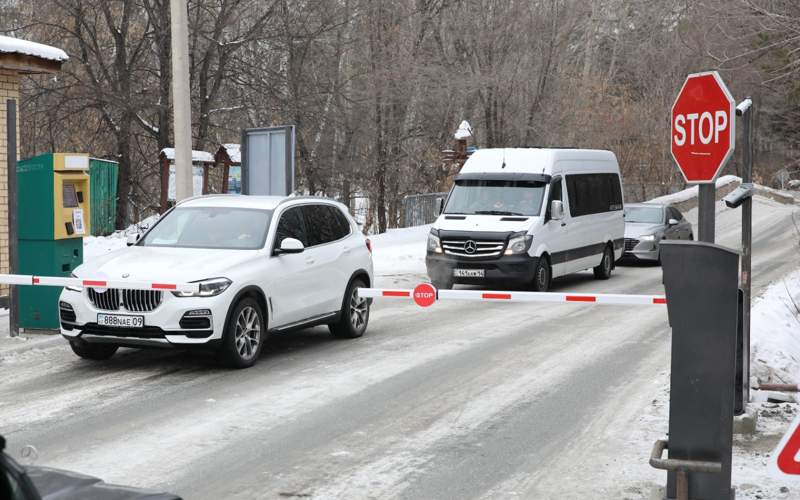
0, 69, 20, 295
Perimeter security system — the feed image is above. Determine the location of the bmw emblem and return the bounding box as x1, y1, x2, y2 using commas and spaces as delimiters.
464, 240, 477, 254
122, 273, 130, 278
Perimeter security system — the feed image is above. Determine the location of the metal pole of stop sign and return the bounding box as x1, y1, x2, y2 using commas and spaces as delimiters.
697, 184, 716, 243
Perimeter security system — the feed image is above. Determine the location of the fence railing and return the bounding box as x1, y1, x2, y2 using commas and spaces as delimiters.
403, 192, 448, 227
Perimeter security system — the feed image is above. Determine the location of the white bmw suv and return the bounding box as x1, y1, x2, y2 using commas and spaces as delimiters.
58, 195, 374, 368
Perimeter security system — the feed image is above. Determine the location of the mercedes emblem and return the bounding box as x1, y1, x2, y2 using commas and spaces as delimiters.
464, 240, 477, 254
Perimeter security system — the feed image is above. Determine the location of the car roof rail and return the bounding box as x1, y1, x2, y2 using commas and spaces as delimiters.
175, 193, 237, 206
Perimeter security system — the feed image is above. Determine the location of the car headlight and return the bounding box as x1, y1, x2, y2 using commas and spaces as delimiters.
427, 230, 442, 254
171, 277, 232, 297
640, 234, 656, 241
505, 232, 533, 255
66, 272, 82, 292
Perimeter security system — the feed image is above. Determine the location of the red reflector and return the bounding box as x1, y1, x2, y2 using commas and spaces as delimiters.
32, 277, 40, 284
366, 238, 372, 253
383, 290, 410, 297
152, 283, 177, 290
653, 297, 667, 304
83, 280, 107, 287
566, 295, 596, 302
482, 293, 511, 300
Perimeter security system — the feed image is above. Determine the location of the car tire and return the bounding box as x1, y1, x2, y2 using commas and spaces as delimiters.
532, 256, 551, 292
69, 340, 118, 360
593, 245, 613, 280
329, 278, 370, 339
219, 297, 265, 369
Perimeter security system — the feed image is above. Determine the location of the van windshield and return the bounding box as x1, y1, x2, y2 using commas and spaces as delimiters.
444, 180, 547, 216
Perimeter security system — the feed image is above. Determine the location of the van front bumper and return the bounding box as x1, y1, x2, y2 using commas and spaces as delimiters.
426, 252, 539, 285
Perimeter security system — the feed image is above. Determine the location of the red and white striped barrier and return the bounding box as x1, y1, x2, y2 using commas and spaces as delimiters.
358, 283, 667, 307
0, 274, 199, 293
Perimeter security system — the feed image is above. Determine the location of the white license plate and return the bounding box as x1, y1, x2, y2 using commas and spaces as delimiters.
97, 313, 144, 328
453, 268, 485, 278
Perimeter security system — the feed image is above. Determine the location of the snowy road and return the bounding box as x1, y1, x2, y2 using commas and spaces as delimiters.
1, 195, 797, 499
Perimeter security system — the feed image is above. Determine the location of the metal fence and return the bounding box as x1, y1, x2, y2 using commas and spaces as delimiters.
403, 192, 448, 227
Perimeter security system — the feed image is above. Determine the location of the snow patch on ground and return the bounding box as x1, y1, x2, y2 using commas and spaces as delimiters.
369, 224, 431, 277
750, 270, 800, 387
83, 216, 159, 262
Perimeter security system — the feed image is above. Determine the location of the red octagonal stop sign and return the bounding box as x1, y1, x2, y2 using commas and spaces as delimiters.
671, 71, 735, 183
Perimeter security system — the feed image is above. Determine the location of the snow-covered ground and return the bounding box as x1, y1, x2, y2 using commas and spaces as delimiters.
751, 270, 800, 390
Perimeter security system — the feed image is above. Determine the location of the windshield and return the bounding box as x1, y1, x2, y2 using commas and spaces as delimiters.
140, 207, 272, 249
444, 180, 547, 216
624, 206, 663, 224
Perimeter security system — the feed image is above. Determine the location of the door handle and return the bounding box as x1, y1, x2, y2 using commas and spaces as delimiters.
560, 222, 567, 227
305, 259, 316, 265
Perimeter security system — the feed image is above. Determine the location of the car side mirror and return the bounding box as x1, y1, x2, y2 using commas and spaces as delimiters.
436, 197, 445, 216
550, 200, 564, 220
276, 237, 304, 255
668, 218, 679, 226
126, 234, 139, 246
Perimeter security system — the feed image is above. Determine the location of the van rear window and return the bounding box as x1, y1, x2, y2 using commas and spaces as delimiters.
444, 180, 547, 216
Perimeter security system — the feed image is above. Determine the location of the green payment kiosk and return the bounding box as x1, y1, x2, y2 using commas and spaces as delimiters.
17, 153, 92, 330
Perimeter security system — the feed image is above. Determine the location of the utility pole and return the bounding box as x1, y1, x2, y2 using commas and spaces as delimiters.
736, 97, 753, 410
170, 0, 193, 201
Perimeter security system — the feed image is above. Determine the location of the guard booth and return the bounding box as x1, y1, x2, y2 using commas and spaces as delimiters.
17, 153, 91, 329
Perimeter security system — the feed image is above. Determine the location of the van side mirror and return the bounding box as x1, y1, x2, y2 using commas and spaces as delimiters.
668, 218, 679, 226
276, 237, 304, 255
436, 197, 445, 216
126, 234, 139, 246
550, 200, 564, 220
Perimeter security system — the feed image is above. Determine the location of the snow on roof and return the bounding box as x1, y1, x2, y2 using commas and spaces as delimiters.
160, 148, 215, 163
222, 143, 241, 163
454, 120, 472, 140
0, 35, 68, 62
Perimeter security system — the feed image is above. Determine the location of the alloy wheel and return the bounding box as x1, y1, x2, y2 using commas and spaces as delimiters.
234, 306, 261, 361
350, 288, 368, 330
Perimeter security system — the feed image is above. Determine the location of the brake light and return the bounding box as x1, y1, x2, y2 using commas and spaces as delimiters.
365, 238, 372, 253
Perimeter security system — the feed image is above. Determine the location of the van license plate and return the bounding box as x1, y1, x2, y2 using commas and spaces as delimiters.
97, 313, 144, 328
453, 269, 484, 278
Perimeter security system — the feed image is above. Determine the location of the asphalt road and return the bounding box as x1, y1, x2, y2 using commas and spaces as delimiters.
1, 195, 797, 500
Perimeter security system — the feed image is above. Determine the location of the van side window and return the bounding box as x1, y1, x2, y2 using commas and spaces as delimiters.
545, 178, 562, 220
565, 173, 623, 217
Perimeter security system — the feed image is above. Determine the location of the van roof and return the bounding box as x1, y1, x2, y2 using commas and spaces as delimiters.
459, 148, 617, 175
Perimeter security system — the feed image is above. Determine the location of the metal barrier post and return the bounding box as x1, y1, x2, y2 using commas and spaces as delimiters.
657, 240, 739, 500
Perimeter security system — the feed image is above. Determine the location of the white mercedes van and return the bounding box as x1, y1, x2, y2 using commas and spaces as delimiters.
426, 148, 624, 291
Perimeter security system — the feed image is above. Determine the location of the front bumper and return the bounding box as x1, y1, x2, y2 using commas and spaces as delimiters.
426, 252, 538, 285
58, 287, 234, 348
620, 238, 660, 262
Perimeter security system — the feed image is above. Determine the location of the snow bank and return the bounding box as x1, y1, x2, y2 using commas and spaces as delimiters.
369, 224, 431, 276
751, 270, 800, 386
0, 35, 68, 62
648, 175, 740, 205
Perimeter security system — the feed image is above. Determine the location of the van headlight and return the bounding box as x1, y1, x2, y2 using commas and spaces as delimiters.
171, 277, 232, 297
505, 232, 533, 255
66, 272, 83, 292
427, 229, 442, 254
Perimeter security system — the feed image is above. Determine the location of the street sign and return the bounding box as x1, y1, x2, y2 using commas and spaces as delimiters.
769, 414, 800, 479
671, 71, 736, 184
412, 283, 436, 307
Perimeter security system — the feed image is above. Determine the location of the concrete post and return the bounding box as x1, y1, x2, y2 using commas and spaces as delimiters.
170, 0, 193, 201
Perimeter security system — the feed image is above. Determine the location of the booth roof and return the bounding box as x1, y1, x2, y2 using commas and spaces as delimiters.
0, 35, 68, 62
160, 148, 215, 163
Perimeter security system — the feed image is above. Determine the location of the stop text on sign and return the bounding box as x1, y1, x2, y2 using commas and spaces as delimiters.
673, 110, 728, 147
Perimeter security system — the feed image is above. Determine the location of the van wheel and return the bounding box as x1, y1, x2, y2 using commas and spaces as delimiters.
594, 245, 613, 280
532, 257, 551, 292
69, 340, 118, 360
219, 297, 265, 369
330, 279, 370, 339
431, 278, 453, 290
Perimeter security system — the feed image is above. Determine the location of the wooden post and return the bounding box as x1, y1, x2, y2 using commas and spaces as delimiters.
202, 165, 209, 194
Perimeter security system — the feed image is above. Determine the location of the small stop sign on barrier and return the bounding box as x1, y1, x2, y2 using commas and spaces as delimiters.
413, 283, 437, 307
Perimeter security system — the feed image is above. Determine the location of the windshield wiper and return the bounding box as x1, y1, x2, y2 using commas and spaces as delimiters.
474, 210, 524, 216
